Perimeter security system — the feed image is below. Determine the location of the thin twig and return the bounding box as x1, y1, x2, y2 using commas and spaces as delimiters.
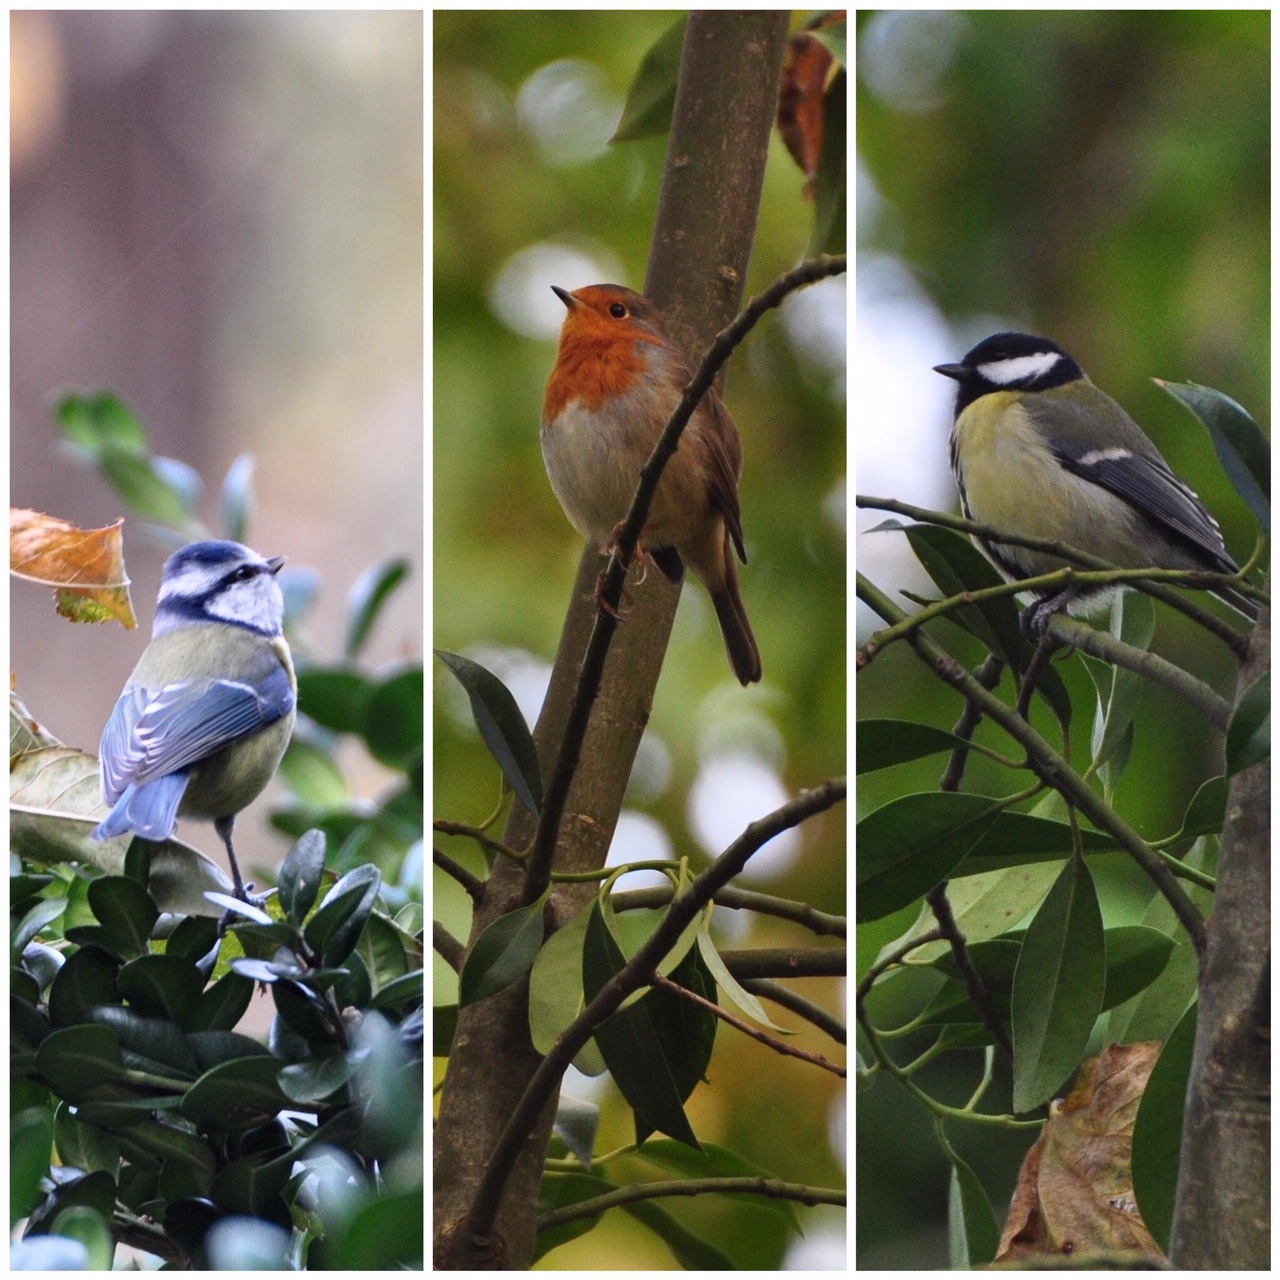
740, 978, 846, 1043
653, 972, 845, 1076
432, 845, 486, 900
536, 1175, 845, 1233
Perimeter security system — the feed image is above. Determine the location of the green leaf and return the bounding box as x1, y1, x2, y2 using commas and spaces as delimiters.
1011, 857, 1106, 1112
904, 523, 1014, 658
86, 875, 159, 962
330, 1188, 423, 1269
345, 556, 411, 658
219, 453, 254, 543
855, 718, 969, 773
11, 895, 68, 963
610, 15, 686, 142
1132, 1004, 1197, 1253
51, 1203, 116, 1271
950, 811, 1115, 877
435, 650, 542, 816
12, 1106, 55, 1227
116, 954, 205, 1026
1170, 775, 1228, 841
54, 1102, 121, 1175
361, 664, 424, 771
636, 1138, 801, 1230
1155, 379, 1270, 531
277, 829, 328, 925
695, 929, 787, 1031
529, 902, 607, 1075
181, 1056, 292, 1130
100, 447, 198, 528
36, 1024, 126, 1099
1101, 926, 1176, 1010
47, 944, 120, 1028
297, 667, 371, 733
303, 863, 381, 967
57, 392, 148, 455
582, 902, 713, 1149
948, 1147, 1000, 1267
1226, 671, 1269, 775
856, 792, 1000, 923
624, 1198, 737, 1269
459, 892, 547, 1006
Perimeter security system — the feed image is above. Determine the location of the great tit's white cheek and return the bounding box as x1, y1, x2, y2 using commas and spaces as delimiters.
976, 350, 1063, 386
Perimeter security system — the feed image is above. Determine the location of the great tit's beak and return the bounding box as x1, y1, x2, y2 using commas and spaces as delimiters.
933, 362, 968, 381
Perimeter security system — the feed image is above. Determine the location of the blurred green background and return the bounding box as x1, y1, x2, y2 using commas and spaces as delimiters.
434, 12, 846, 1271
856, 9, 1268, 1267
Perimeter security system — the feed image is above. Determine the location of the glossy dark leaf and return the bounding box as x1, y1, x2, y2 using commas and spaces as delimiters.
857, 792, 1000, 922
361, 665, 423, 771
1011, 857, 1106, 1112
1156, 379, 1269, 530
181, 1056, 292, 1131
459, 892, 547, 1007
1132, 1005, 1197, 1253
304, 863, 382, 968
117, 954, 205, 1026
435, 649, 542, 816
47, 944, 120, 1028
610, 15, 685, 141
856, 718, 969, 774
277, 829, 328, 925
86, 875, 159, 962
948, 1147, 1000, 1267
296, 667, 371, 733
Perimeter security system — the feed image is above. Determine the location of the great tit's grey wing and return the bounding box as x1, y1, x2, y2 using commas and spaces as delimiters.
102, 663, 295, 794
1024, 390, 1236, 572
1052, 442, 1236, 572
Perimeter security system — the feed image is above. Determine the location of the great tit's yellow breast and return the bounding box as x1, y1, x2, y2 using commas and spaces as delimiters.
952, 391, 1151, 575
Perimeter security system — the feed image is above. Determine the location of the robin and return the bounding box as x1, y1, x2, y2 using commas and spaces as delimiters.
541, 283, 762, 686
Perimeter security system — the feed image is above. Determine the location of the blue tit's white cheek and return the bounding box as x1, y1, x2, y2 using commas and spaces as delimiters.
203, 575, 285, 634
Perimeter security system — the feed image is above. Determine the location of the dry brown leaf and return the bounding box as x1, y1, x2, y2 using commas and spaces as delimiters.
995, 1042, 1166, 1266
777, 14, 844, 196
10, 508, 136, 627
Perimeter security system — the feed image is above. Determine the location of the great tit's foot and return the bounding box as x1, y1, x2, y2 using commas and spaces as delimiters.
1018, 587, 1078, 643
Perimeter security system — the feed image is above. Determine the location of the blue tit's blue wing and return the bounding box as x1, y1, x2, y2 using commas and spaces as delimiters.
99, 662, 295, 802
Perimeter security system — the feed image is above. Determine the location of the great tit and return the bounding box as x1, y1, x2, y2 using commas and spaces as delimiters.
92, 540, 297, 902
934, 332, 1256, 635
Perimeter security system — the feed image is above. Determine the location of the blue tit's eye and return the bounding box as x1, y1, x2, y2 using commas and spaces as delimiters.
229, 565, 254, 583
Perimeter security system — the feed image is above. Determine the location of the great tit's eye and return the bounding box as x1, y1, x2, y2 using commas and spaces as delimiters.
609, 302, 627, 319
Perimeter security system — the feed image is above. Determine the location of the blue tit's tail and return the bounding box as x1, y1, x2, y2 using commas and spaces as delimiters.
91, 772, 190, 842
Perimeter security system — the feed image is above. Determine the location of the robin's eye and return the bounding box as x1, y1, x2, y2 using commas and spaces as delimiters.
609, 303, 627, 318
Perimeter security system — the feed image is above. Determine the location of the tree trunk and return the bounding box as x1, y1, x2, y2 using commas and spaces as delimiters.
1168, 593, 1270, 1267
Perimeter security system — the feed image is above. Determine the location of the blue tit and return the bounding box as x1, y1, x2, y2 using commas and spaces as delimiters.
934, 332, 1257, 636
92, 540, 297, 901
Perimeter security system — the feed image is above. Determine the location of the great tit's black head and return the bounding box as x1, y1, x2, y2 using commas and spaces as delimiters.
156, 540, 286, 637
934, 332, 1086, 413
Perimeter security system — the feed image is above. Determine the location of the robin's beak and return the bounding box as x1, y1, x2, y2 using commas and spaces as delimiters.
551, 285, 578, 310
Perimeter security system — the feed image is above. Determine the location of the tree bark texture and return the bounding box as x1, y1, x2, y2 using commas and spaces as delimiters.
1169, 596, 1270, 1268
432, 12, 791, 1269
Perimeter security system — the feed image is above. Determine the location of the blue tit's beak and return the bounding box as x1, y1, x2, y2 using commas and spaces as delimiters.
266, 556, 286, 575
